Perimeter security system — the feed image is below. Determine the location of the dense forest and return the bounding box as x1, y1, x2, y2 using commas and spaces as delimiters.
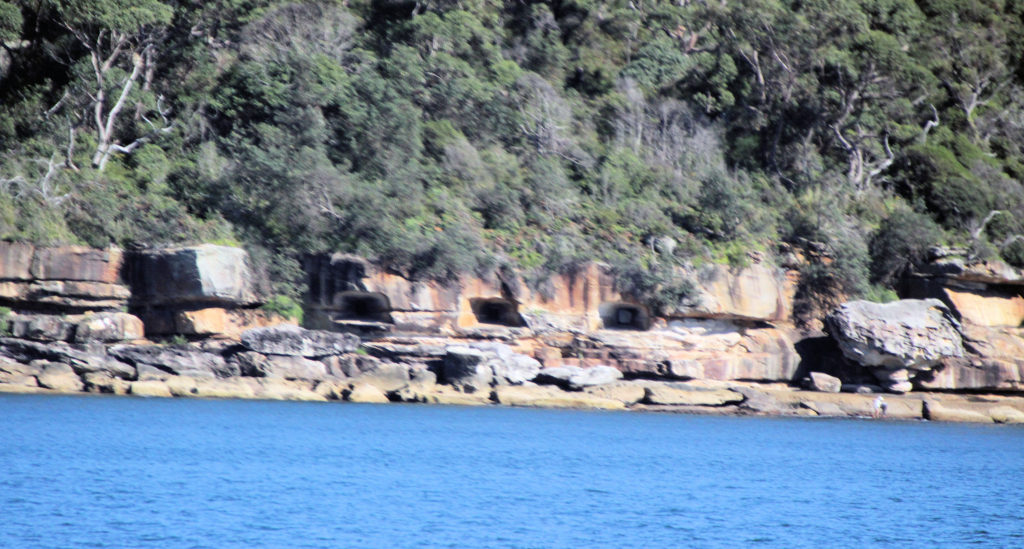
2, 0, 1024, 314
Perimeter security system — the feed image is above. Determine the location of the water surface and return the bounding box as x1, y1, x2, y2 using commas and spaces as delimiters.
1, 394, 1021, 548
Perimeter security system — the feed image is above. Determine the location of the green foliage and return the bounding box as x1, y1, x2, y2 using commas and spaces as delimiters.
262, 295, 304, 323
863, 284, 900, 304
870, 208, 944, 285
2, 0, 1024, 305
0, 306, 11, 336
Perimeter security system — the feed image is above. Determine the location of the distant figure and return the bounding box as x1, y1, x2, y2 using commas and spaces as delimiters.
873, 396, 888, 418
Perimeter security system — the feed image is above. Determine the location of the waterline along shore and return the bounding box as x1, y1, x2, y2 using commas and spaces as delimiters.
1, 242, 1023, 425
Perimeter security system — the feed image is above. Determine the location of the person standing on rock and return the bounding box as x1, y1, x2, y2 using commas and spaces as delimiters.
873, 396, 888, 418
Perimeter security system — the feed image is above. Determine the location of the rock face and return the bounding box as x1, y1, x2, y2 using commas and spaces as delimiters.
128, 245, 261, 307
670, 263, 794, 322
0, 243, 129, 312
240, 325, 359, 358
826, 299, 964, 392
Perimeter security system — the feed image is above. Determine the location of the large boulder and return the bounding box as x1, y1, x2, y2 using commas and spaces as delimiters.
803, 372, 842, 393
240, 325, 359, 358
128, 244, 261, 307
109, 344, 236, 379
825, 299, 964, 380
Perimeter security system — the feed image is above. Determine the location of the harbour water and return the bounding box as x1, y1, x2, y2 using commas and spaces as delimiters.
1, 394, 1022, 548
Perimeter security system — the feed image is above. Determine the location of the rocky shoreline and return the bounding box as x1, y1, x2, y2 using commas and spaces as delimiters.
2, 325, 1022, 424
2, 242, 1023, 424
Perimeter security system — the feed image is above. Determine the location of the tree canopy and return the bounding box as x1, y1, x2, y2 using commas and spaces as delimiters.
2, 0, 1024, 308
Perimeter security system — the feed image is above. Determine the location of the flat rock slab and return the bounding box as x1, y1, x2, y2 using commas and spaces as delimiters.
493, 385, 625, 410
643, 382, 743, 406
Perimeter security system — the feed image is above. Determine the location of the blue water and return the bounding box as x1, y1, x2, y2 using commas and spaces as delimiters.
0, 395, 1021, 548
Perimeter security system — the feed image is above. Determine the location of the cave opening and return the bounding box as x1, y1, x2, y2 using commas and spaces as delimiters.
470, 298, 524, 327
599, 302, 651, 330
335, 291, 392, 323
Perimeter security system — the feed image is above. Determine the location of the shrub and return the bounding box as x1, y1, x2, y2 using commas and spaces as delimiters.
869, 208, 944, 285
262, 295, 304, 323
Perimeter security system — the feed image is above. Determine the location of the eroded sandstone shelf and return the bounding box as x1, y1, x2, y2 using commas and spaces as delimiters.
1, 242, 1023, 424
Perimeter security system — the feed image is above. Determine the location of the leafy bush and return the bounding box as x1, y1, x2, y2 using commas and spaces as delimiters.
262, 295, 304, 323
869, 208, 944, 285
0, 306, 10, 336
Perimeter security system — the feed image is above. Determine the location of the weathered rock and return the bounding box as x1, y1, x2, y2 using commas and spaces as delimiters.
165, 376, 200, 397
34, 361, 83, 392
344, 383, 390, 403
492, 384, 626, 410
535, 365, 622, 389
643, 382, 743, 406
128, 244, 261, 307
30, 246, 123, 283
192, 378, 260, 399
0, 280, 130, 310
924, 400, 993, 423
441, 346, 494, 392
826, 299, 964, 372
9, 314, 77, 341
109, 344, 235, 378
989, 406, 1024, 424
841, 383, 883, 394
768, 390, 925, 420
391, 384, 492, 406
135, 363, 170, 381
169, 307, 288, 338
469, 342, 542, 385
0, 241, 34, 280
130, 380, 174, 398
83, 372, 130, 394
233, 351, 330, 381
0, 338, 135, 379
0, 358, 38, 386
350, 360, 411, 392
240, 325, 358, 358
256, 379, 326, 401
804, 372, 842, 393
670, 263, 792, 322
873, 368, 913, 394
582, 381, 647, 405
74, 312, 144, 343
